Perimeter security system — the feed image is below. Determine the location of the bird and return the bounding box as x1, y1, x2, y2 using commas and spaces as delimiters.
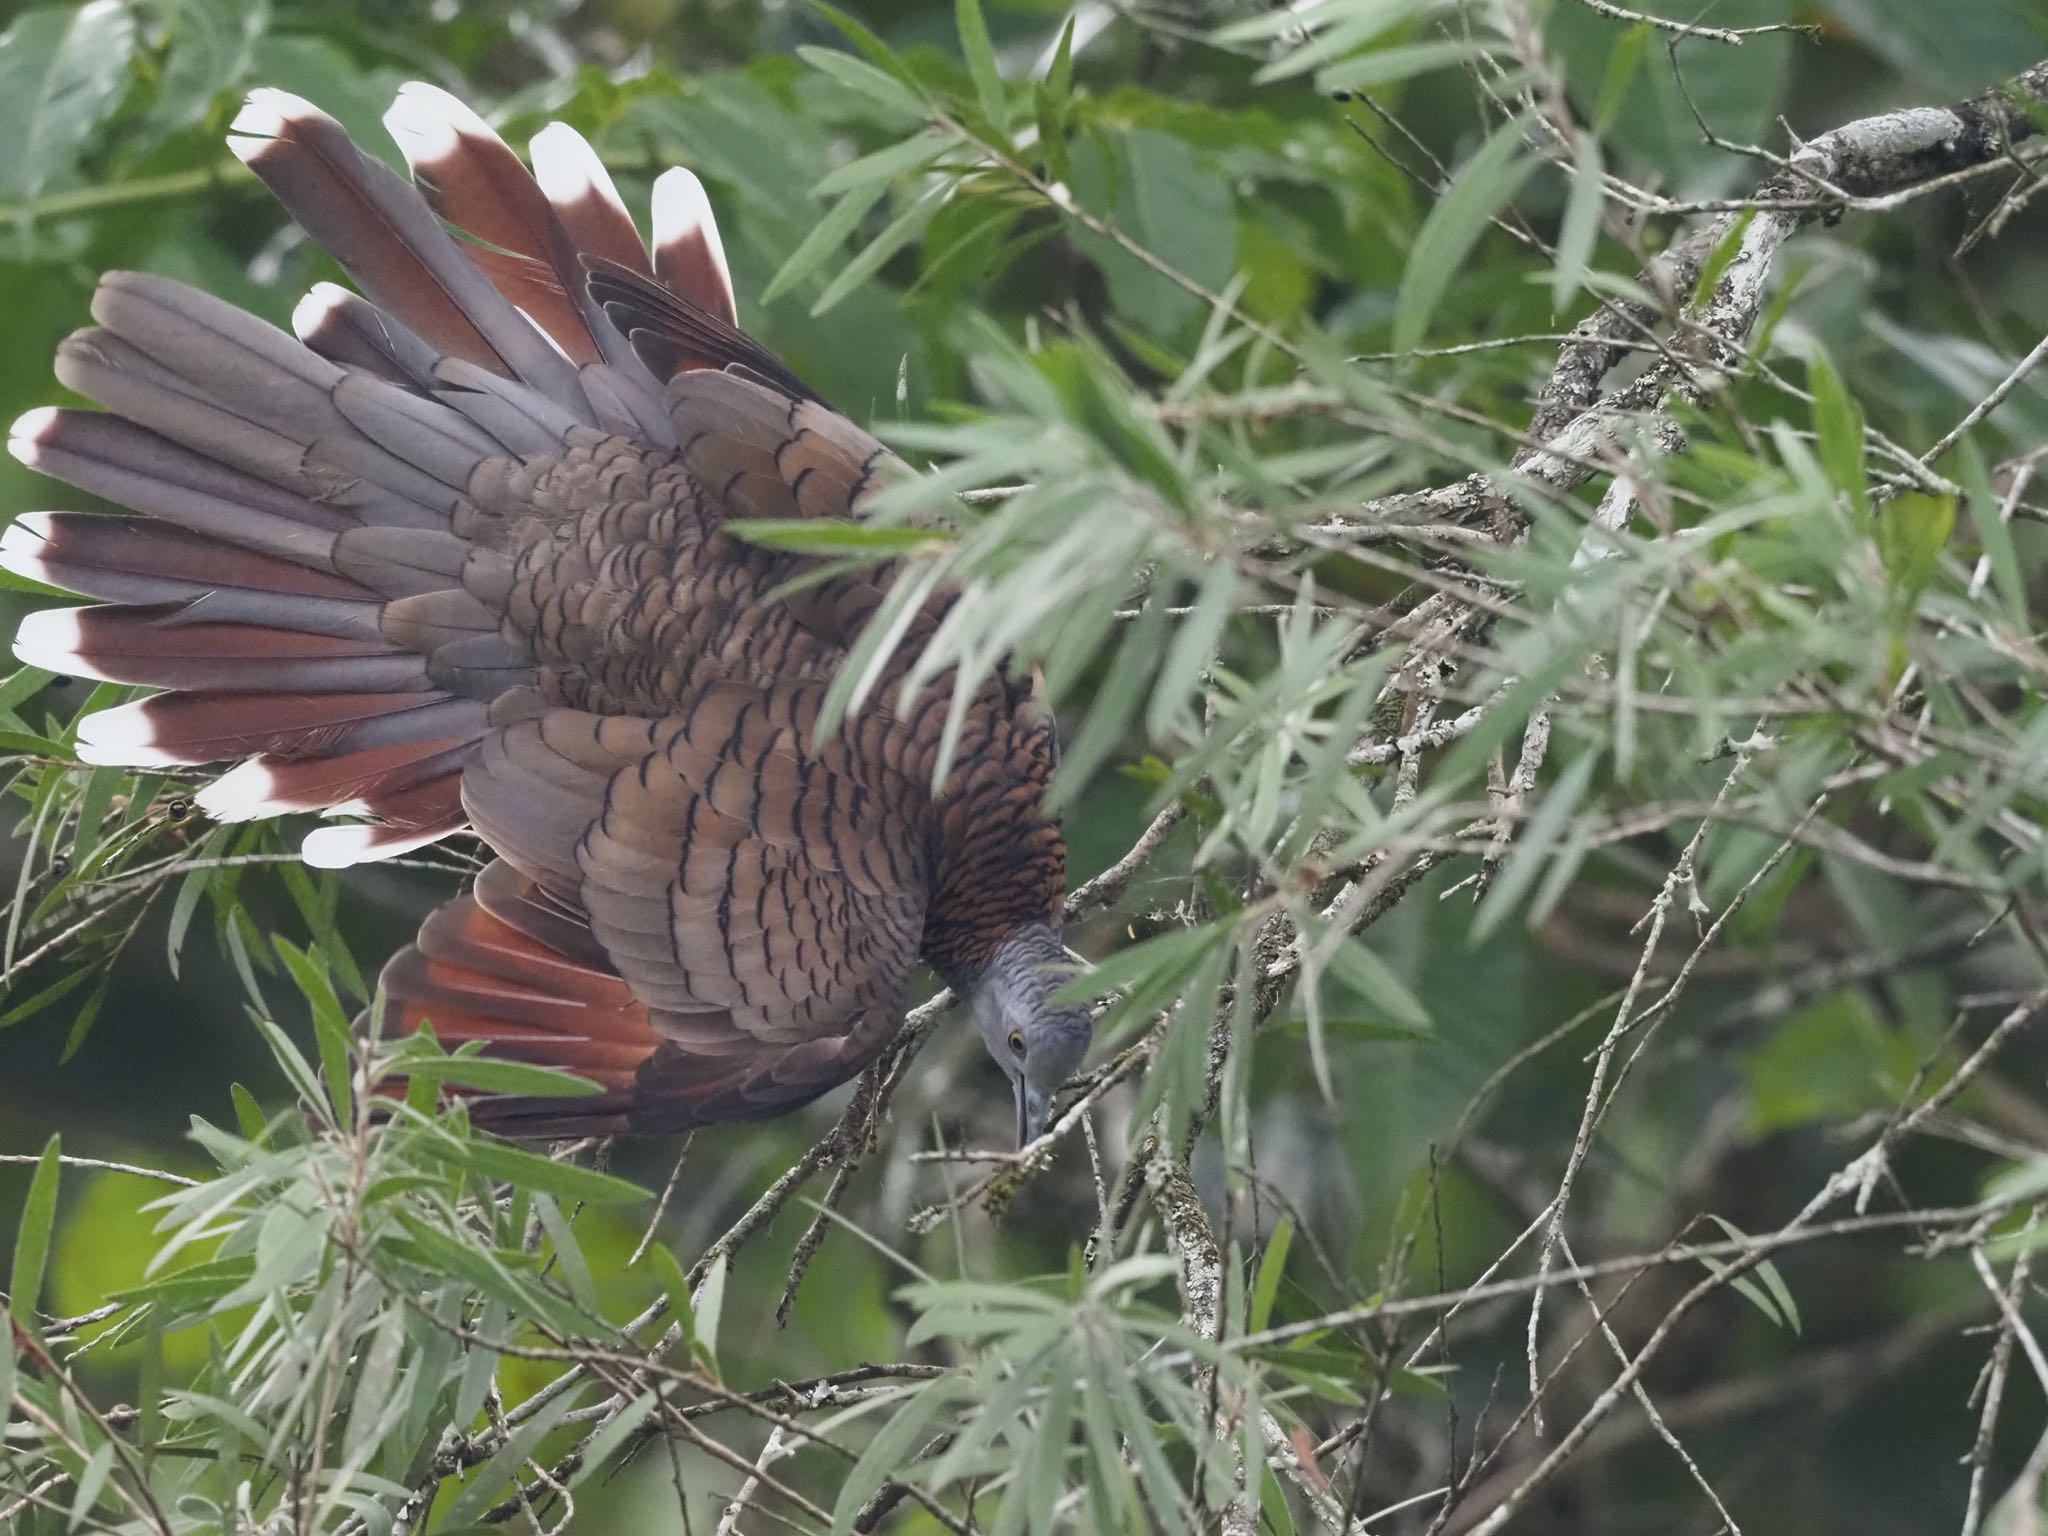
2, 83, 1093, 1144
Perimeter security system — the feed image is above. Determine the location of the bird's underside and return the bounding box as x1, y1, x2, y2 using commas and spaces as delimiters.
3, 85, 1068, 1136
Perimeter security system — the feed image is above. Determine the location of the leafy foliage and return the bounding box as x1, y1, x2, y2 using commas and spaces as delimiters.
4, 1, 2048, 1532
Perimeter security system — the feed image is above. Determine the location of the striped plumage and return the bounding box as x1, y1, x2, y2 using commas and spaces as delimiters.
5, 84, 1091, 1140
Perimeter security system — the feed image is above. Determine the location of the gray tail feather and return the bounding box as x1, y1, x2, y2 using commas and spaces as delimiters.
0, 85, 735, 866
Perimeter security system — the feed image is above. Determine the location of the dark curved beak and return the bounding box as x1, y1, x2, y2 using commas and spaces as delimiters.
1016, 1078, 1049, 1148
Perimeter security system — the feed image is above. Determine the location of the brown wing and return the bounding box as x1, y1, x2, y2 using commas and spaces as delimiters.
376, 682, 928, 1135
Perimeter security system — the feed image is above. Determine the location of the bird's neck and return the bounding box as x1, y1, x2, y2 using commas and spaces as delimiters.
913, 699, 1066, 984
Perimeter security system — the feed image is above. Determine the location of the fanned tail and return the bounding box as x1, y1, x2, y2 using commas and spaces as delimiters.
5, 86, 760, 866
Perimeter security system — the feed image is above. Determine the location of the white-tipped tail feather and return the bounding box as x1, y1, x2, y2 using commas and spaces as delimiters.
12, 605, 88, 676
8, 80, 761, 874
193, 758, 292, 822
651, 166, 737, 323
303, 819, 452, 869
0, 514, 59, 587
531, 124, 629, 226
382, 80, 487, 165
225, 87, 323, 160
9, 406, 60, 467
290, 282, 352, 345
72, 700, 185, 768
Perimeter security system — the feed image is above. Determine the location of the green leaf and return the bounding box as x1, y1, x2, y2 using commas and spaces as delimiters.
165, 825, 234, 980
1236, 0, 1439, 82
1962, 444, 2024, 622
0, 665, 54, 721
0, 2, 138, 200
229, 1083, 268, 1143
1876, 492, 1956, 603
1394, 116, 1539, 353
830, 1382, 953, 1535
1316, 38, 1476, 93
1808, 351, 1867, 514
1034, 15, 1077, 184
1592, 21, 1650, 134
761, 182, 888, 305
956, 0, 1006, 128
1315, 937, 1433, 1034
10, 1135, 60, 1323
69, 1439, 116, 1527
0, 1305, 13, 1438
692, 1251, 728, 1378
0, 964, 99, 1032
397, 1055, 603, 1099
1472, 749, 1601, 943
807, 5, 925, 90
253, 1017, 324, 1122
441, 1393, 577, 1527
567, 1390, 662, 1489
418, 1137, 648, 1208
534, 1195, 598, 1316
795, 43, 926, 121
1689, 207, 1755, 312
1699, 1215, 1800, 1334
392, 1215, 586, 1338
1249, 1217, 1294, 1334
812, 182, 949, 316
147, 0, 269, 134
639, 1242, 697, 1361
1552, 134, 1605, 312
813, 128, 953, 197
273, 938, 351, 1125
1068, 129, 1235, 340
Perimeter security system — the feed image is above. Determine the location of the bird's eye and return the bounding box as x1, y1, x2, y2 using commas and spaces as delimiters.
1007, 1029, 1026, 1058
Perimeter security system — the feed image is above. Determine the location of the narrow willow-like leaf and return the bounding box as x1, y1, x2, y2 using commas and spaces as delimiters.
956, 0, 1006, 128
830, 1380, 954, 1535
1552, 134, 1605, 311
1394, 114, 1538, 353
9, 1135, 59, 1324
813, 182, 949, 315
760, 181, 888, 304
440, 1392, 577, 1527
1472, 749, 1602, 943
415, 1137, 647, 1208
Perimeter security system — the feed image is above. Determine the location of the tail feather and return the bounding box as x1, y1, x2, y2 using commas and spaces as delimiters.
385, 83, 642, 377
293, 282, 440, 387
429, 358, 587, 453
650, 167, 738, 327
585, 257, 812, 399
331, 527, 472, 597
372, 863, 660, 1135
12, 408, 350, 561
75, 691, 486, 769
8, 81, 772, 872
1, 514, 382, 634
199, 738, 474, 822
227, 88, 586, 408
13, 605, 431, 693
529, 122, 652, 277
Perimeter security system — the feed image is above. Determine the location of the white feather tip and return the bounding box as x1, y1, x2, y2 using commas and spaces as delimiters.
384, 80, 493, 162
12, 606, 87, 676
227, 88, 325, 160
7, 407, 60, 468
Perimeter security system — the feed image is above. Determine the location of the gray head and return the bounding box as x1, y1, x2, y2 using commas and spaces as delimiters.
969, 921, 1092, 1146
